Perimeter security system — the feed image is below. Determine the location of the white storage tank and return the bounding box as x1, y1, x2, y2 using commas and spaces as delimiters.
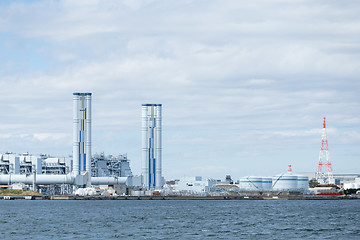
272, 174, 298, 191
272, 165, 298, 191
297, 175, 309, 191
239, 176, 263, 191
262, 177, 272, 190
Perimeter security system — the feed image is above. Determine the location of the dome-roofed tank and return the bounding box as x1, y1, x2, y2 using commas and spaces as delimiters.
272, 165, 298, 191
297, 175, 309, 191
262, 177, 272, 190
239, 176, 263, 191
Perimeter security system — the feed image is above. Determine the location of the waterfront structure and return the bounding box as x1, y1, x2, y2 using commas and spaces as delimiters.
316, 117, 334, 184
141, 104, 162, 190
73, 92, 92, 186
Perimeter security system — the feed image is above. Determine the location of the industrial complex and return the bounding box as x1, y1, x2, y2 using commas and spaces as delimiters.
0, 93, 359, 198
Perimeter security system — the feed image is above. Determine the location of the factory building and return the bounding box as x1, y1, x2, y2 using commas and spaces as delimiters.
0, 153, 19, 174
91, 152, 133, 178
0, 152, 46, 175
0, 152, 73, 194
42, 156, 71, 175
0, 151, 132, 194
141, 104, 163, 190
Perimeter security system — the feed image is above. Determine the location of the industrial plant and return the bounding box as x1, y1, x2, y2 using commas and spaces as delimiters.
0, 93, 129, 195
0, 93, 359, 199
162, 165, 311, 196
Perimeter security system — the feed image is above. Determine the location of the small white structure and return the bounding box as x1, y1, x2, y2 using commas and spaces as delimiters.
168, 176, 211, 194
11, 183, 27, 190
309, 187, 339, 195
343, 178, 360, 190
74, 186, 116, 196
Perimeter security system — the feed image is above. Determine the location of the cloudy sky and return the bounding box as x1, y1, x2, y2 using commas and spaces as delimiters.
0, 0, 359, 180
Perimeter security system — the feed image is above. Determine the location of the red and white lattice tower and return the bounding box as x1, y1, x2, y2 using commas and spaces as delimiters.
288, 165, 292, 174
315, 117, 334, 184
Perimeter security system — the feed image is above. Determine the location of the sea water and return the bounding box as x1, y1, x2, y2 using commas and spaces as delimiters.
0, 200, 359, 239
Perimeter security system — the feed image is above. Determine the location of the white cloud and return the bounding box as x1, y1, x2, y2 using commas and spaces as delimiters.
33, 133, 70, 142
0, 0, 359, 178
272, 128, 336, 137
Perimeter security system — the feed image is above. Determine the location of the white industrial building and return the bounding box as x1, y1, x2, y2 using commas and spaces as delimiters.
42, 156, 72, 175
163, 177, 217, 195
343, 178, 360, 190
91, 152, 132, 178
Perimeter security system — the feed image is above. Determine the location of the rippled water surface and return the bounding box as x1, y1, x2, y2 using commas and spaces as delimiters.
0, 200, 359, 239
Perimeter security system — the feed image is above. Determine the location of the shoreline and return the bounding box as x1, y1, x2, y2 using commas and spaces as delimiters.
1, 195, 359, 200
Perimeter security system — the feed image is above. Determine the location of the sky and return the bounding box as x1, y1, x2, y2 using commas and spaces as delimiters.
0, 0, 359, 180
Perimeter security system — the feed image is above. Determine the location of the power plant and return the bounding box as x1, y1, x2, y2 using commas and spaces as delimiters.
0, 93, 128, 195
0, 94, 357, 198
0, 94, 164, 195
